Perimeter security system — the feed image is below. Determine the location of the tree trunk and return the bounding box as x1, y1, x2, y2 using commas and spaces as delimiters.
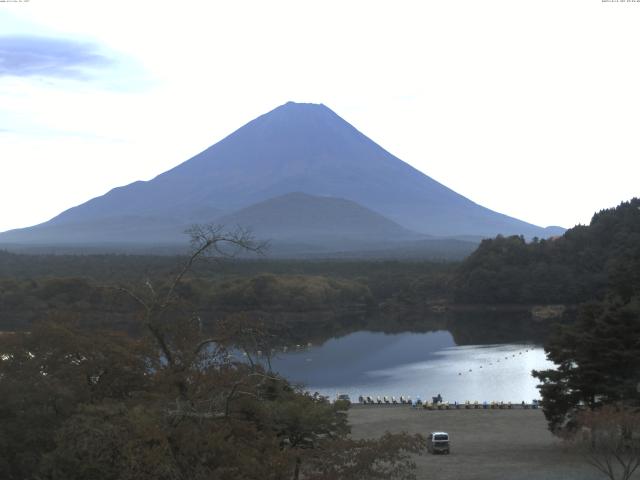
293, 456, 301, 480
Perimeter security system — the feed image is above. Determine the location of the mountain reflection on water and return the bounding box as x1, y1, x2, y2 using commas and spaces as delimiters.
263, 330, 553, 404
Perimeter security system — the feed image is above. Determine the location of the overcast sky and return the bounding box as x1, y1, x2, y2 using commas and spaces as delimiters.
1, 0, 639, 233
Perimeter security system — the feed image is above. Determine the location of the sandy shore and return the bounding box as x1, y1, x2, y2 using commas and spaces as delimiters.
348, 405, 607, 480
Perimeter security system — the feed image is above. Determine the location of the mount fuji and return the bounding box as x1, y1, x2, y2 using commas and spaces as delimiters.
0, 102, 564, 255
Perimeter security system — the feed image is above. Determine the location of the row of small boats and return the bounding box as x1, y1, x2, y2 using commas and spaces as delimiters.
355, 396, 541, 409
418, 400, 540, 410
358, 395, 413, 404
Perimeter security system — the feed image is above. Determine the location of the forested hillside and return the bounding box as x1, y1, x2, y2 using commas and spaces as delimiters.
454, 198, 640, 304
0, 253, 455, 334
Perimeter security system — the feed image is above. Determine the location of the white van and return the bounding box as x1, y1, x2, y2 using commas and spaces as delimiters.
427, 432, 450, 454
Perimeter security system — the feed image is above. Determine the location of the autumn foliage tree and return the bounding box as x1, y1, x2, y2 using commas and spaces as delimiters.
0, 224, 425, 480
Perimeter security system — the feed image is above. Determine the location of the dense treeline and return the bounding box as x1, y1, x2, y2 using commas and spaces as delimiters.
210, 274, 373, 311
0, 275, 372, 332
454, 198, 640, 305
0, 251, 454, 286
0, 253, 456, 333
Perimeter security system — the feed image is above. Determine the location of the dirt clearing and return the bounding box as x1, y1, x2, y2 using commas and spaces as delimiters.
348, 405, 611, 480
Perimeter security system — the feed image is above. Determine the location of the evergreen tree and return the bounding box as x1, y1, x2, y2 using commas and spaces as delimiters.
533, 297, 640, 432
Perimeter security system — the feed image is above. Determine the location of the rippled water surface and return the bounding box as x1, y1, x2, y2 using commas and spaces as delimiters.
265, 331, 554, 403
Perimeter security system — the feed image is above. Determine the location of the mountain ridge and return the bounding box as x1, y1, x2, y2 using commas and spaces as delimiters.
0, 101, 565, 251
217, 191, 421, 241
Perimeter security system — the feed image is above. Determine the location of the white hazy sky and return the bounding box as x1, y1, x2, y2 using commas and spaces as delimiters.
1, 0, 639, 233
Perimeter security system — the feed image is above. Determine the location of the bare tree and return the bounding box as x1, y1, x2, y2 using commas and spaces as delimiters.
568, 405, 640, 480
116, 224, 267, 408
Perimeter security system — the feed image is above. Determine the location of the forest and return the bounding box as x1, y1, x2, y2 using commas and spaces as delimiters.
454, 198, 640, 305
0, 249, 456, 335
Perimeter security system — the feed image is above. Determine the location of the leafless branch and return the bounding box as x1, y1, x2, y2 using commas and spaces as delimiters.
571, 405, 640, 480
113, 285, 151, 313
160, 224, 267, 311
194, 338, 221, 357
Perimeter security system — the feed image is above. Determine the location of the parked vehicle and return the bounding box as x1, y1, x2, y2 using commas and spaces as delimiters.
336, 394, 351, 404
427, 432, 450, 454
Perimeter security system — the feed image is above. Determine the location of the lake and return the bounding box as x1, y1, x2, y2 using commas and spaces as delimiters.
260, 330, 554, 404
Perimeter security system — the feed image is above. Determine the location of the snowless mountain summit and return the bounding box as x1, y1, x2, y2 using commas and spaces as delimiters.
0, 101, 563, 248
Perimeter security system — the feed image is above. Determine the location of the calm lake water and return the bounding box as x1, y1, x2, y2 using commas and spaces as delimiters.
262, 330, 554, 403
